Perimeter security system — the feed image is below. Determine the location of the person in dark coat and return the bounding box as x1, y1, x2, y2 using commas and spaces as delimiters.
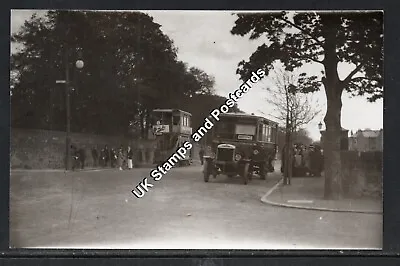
99, 148, 105, 167
117, 147, 124, 170
78, 148, 86, 169
91, 146, 98, 167
199, 146, 205, 165
70, 145, 79, 171
314, 146, 324, 176
110, 148, 117, 168
309, 145, 323, 177
281, 144, 286, 174
103, 145, 110, 167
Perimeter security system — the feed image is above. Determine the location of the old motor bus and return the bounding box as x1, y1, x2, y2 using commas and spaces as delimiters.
151, 109, 193, 166
203, 112, 278, 184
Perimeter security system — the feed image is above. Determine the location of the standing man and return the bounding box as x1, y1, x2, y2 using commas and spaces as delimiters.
117, 147, 124, 170
281, 144, 286, 174
110, 147, 117, 168
199, 146, 205, 165
127, 145, 134, 170
103, 145, 110, 168
71, 144, 79, 171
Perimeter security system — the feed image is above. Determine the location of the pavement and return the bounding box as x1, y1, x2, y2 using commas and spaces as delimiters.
261, 176, 382, 214
10, 164, 382, 249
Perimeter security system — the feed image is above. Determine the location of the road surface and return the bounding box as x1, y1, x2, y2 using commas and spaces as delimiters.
10, 164, 382, 249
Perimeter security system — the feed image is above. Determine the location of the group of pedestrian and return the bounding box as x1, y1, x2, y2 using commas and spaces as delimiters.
71, 144, 135, 171
97, 145, 135, 170
281, 143, 324, 177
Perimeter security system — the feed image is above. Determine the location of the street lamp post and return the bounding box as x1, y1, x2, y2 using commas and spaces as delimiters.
318, 121, 324, 151
318, 121, 323, 131
58, 48, 84, 171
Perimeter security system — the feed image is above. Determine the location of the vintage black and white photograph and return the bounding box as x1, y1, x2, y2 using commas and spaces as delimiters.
10, 10, 383, 249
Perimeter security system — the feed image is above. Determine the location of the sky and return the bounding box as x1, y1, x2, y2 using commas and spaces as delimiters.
10, 10, 384, 141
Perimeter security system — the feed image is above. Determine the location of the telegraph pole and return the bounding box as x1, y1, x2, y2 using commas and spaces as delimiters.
65, 46, 71, 171
284, 85, 292, 185
56, 47, 71, 171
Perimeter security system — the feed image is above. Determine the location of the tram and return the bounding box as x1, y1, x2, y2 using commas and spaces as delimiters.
151, 109, 193, 166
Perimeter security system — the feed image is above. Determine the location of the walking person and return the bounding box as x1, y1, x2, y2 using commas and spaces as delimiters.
120, 145, 127, 168
127, 145, 134, 170
91, 146, 98, 167
103, 145, 110, 168
199, 146, 205, 165
70, 144, 79, 171
117, 148, 124, 170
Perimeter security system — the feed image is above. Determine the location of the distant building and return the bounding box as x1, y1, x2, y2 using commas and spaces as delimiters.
348, 129, 383, 152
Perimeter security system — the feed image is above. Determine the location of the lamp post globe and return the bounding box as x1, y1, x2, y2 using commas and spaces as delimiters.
75, 60, 84, 69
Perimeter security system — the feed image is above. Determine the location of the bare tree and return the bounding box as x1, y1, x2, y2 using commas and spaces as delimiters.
264, 68, 321, 133
262, 68, 321, 184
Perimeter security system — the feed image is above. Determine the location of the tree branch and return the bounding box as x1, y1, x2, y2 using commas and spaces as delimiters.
304, 55, 324, 64
279, 17, 323, 46
341, 63, 364, 86
350, 76, 381, 83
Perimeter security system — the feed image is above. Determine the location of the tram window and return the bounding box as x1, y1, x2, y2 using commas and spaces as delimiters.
181, 115, 190, 127
182, 116, 186, 127
173, 115, 180, 126
270, 126, 276, 142
266, 126, 272, 142
258, 124, 263, 141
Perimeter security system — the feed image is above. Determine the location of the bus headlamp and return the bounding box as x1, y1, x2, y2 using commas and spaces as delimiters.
253, 149, 259, 155
235, 154, 242, 161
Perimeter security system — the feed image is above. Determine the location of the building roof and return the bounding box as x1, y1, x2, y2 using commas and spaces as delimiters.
152, 109, 192, 116
350, 129, 382, 138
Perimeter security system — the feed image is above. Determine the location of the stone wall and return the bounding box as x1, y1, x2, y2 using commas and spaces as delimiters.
11, 128, 203, 169
11, 128, 130, 169
341, 151, 382, 198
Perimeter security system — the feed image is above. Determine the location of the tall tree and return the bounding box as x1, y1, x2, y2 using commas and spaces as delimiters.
11, 10, 215, 137
231, 11, 383, 199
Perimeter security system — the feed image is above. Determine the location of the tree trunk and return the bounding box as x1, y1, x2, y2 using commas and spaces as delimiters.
144, 109, 150, 140
139, 109, 145, 139
322, 15, 343, 200
323, 96, 343, 200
